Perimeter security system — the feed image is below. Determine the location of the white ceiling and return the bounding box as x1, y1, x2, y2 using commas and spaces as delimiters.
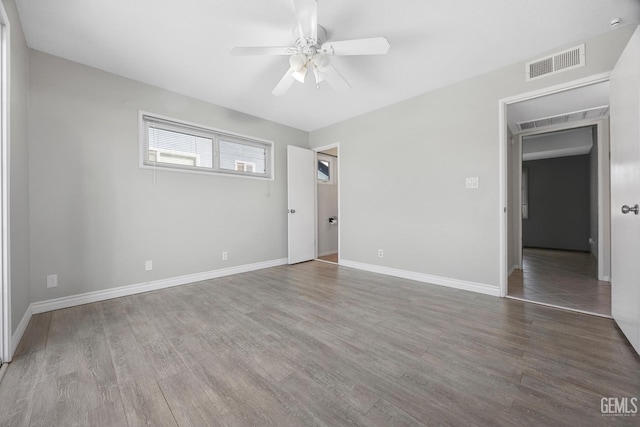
15, 0, 640, 131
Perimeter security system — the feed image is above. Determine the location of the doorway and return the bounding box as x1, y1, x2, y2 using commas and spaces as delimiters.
314, 144, 339, 264
499, 76, 612, 317
508, 125, 611, 316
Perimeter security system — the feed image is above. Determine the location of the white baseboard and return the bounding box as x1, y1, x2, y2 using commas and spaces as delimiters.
508, 264, 519, 276
11, 303, 33, 358
8, 258, 287, 359
31, 258, 288, 315
339, 259, 500, 297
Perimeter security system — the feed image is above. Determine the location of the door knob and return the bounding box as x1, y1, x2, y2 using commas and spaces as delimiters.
621, 204, 639, 215
288, 209, 296, 214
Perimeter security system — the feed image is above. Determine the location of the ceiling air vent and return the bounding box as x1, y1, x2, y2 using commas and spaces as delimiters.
526, 44, 585, 82
517, 105, 609, 132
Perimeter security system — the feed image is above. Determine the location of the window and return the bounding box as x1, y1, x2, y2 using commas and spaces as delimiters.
317, 154, 334, 185
140, 113, 273, 179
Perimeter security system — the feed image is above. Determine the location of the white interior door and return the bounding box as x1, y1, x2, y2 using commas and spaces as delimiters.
287, 146, 316, 264
610, 26, 640, 354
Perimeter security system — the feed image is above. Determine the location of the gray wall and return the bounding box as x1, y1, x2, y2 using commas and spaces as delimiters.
3, 0, 30, 335
28, 51, 307, 303
309, 26, 634, 288
522, 155, 590, 251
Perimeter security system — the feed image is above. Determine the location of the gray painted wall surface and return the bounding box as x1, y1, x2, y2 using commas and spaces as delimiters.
4, 0, 30, 335
522, 155, 590, 251
309, 26, 634, 288
28, 51, 308, 303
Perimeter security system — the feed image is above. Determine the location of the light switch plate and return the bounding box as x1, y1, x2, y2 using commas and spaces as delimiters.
466, 177, 479, 189
46, 274, 58, 288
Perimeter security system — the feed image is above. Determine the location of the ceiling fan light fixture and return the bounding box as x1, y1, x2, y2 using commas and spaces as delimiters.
289, 53, 308, 72
313, 53, 330, 70
292, 66, 308, 83
230, 0, 390, 96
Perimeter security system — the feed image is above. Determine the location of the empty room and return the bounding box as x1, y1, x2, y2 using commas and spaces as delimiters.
0, 0, 639, 425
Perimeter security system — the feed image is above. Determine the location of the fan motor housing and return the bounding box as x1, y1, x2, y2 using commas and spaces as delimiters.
293, 25, 327, 54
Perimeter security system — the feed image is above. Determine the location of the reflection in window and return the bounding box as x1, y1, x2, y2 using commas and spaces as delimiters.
318, 160, 330, 182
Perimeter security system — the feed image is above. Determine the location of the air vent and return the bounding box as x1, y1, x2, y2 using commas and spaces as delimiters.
517, 105, 609, 132
526, 44, 585, 81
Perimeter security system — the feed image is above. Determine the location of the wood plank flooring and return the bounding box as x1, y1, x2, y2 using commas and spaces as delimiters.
1, 261, 638, 426
316, 253, 338, 263
508, 248, 612, 316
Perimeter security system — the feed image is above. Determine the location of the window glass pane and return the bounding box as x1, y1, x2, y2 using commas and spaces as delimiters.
318, 160, 330, 181
219, 140, 266, 174
148, 126, 213, 168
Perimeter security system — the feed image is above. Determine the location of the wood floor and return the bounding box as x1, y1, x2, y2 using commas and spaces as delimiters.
316, 253, 338, 263
508, 248, 612, 316
1, 261, 638, 426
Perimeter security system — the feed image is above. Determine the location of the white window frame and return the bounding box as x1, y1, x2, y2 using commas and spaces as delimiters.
139, 111, 274, 180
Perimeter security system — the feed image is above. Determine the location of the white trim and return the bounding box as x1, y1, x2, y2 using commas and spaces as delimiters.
9, 258, 287, 357
499, 73, 611, 298
505, 296, 612, 319
312, 143, 340, 264
340, 259, 500, 297
516, 136, 523, 270
30, 258, 287, 315
0, 362, 8, 385
0, 1, 9, 364
10, 302, 31, 356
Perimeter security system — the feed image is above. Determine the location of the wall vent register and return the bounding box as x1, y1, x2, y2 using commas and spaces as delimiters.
526, 44, 585, 81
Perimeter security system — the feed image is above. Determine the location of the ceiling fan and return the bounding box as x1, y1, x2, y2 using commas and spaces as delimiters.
230, 0, 390, 96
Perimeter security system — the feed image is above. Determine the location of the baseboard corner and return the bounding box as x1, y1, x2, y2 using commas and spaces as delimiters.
10, 304, 33, 360
339, 259, 500, 297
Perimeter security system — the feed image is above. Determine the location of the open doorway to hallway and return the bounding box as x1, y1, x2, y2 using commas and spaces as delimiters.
504, 81, 612, 317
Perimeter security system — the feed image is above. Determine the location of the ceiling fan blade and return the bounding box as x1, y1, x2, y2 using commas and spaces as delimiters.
321, 37, 390, 56
293, 0, 318, 43
272, 68, 297, 96
325, 64, 351, 92
230, 46, 295, 56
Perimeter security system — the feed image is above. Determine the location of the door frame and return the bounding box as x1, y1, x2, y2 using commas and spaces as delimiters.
0, 1, 9, 364
312, 143, 340, 264
512, 120, 610, 281
499, 72, 611, 297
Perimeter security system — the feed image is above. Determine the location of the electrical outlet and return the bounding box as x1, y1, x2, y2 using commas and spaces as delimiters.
145, 260, 153, 271
222, 251, 228, 261
378, 249, 384, 258
465, 177, 479, 189
46, 274, 58, 288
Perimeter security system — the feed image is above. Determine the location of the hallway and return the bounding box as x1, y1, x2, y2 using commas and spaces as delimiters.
508, 248, 611, 316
